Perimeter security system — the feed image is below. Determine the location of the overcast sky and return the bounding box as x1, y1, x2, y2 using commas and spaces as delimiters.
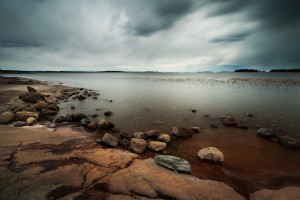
0, 0, 299, 72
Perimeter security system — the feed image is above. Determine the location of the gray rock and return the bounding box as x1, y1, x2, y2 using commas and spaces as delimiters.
80, 118, 91, 126
257, 128, 277, 138
102, 133, 118, 147
130, 138, 147, 154
154, 155, 192, 173
0, 111, 15, 124
171, 127, 193, 137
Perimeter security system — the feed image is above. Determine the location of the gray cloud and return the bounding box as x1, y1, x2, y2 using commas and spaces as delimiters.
211, 32, 251, 43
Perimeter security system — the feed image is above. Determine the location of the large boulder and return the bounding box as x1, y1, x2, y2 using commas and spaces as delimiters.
148, 141, 167, 152
19, 92, 45, 103
250, 187, 300, 200
171, 127, 193, 137
154, 155, 192, 173
0, 111, 15, 124
102, 133, 118, 147
223, 116, 238, 125
278, 136, 300, 149
15, 111, 39, 121
130, 138, 147, 154
157, 134, 171, 143
98, 118, 115, 129
257, 128, 277, 138
198, 147, 224, 164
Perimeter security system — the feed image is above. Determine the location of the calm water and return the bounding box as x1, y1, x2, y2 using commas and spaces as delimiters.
4, 72, 300, 197
4, 72, 300, 136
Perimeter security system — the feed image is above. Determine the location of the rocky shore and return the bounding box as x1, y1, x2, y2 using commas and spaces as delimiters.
0, 76, 299, 200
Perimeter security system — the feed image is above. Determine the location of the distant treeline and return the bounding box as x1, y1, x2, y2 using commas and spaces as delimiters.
0, 70, 125, 74
235, 69, 300, 72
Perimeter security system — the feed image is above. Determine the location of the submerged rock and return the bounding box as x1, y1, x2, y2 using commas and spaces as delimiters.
104, 111, 113, 116
257, 128, 277, 138
154, 155, 192, 173
158, 134, 171, 143
0, 111, 15, 124
171, 127, 193, 137
246, 113, 254, 117
102, 133, 118, 147
130, 138, 147, 154
223, 117, 238, 126
148, 141, 167, 152
198, 147, 224, 164
278, 136, 300, 149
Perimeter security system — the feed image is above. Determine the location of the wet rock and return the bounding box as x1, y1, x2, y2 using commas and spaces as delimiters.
112, 128, 120, 133
33, 101, 48, 110
110, 100, 113, 102
0, 111, 15, 124
12, 105, 26, 114
157, 134, 171, 143
104, 111, 113, 116
148, 141, 167, 152
152, 121, 165, 126
87, 122, 98, 130
73, 113, 88, 121
133, 132, 146, 139
210, 123, 219, 129
246, 113, 254, 117
223, 117, 238, 126
278, 136, 300, 149
204, 114, 209, 118
102, 133, 118, 147
41, 109, 57, 116
19, 92, 45, 103
98, 118, 115, 129
47, 104, 59, 111
120, 138, 131, 147
91, 114, 98, 118
27, 86, 37, 92
130, 138, 147, 154
154, 155, 191, 173
71, 106, 75, 110
78, 95, 86, 100
13, 121, 26, 127
145, 130, 160, 139
191, 109, 197, 113
190, 127, 201, 133
237, 124, 249, 129
55, 116, 66, 123
250, 187, 300, 200
48, 123, 56, 128
65, 114, 74, 122
171, 127, 193, 137
198, 147, 224, 164
109, 158, 244, 200
26, 117, 37, 126
257, 128, 277, 138
16, 111, 39, 121
92, 96, 98, 99
80, 118, 91, 126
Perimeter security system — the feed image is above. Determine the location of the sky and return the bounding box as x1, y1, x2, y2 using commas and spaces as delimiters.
0, 0, 300, 72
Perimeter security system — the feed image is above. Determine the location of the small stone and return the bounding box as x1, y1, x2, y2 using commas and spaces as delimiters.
148, 141, 167, 152
278, 136, 300, 149
26, 117, 36, 126
171, 127, 193, 137
190, 127, 201, 133
257, 128, 277, 138
78, 95, 86, 100
48, 123, 56, 128
27, 86, 37, 92
237, 124, 248, 129
130, 138, 147, 154
133, 132, 146, 139
210, 124, 219, 129
48, 104, 59, 111
154, 155, 192, 173
73, 113, 88, 121
41, 109, 57, 116
13, 121, 26, 127
92, 97, 98, 99
55, 116, 66, 123
33, 101, 48, 110
246, 113, 254, 117
0, 111, 15, 124
157, 134, 171, 143
71, 106, 75, 110
223, 117, 238, 125
87, 122, 98, 130
91, 114, 98, 118
104, 111, 113, 116
80, 118, 91, 126
98, 118, 115, 129
191, 109, 197, 113
102, 133, 118, 147
198, 147, 224, 164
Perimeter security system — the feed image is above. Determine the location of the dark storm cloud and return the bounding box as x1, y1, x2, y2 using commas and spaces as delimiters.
211, 32, 251, 43
123, 0, 195, 36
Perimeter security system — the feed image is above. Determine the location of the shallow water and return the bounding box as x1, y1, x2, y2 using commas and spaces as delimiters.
3, 72, 300, 197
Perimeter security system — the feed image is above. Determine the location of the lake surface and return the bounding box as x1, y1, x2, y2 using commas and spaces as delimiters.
4, 72, 300, 197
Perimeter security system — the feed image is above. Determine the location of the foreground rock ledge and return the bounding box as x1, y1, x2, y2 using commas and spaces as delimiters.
108, 159, 244, 200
